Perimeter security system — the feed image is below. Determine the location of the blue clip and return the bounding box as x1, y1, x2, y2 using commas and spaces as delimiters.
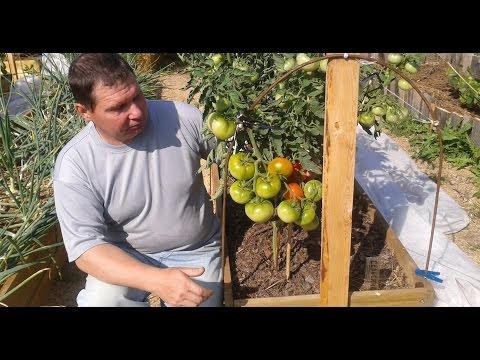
416, 269, 443, 283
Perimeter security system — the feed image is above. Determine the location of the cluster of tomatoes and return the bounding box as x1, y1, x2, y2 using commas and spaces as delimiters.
228, 154, 322, 231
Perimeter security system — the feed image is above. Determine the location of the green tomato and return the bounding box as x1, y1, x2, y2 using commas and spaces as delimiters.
398, 79, 413, 91
229, 180, 254, 204
211, 53, 224, 66
301, 215, 320, 231
387, 53, 403, 65
245, 197, 274, 223
255, 173, 281, 199
318, 59, 328, 73
210, 115, 236, 140
404, 62, 418, 74
277, 200, 301, 223
303, 180, 322, 202
214, 97, 231, 113
283, 58, 296, 72
398, 107, 409, 120
296, 53, 319, 72
372, 106, 386, 116
385, 110, 399, 122
250, 72, 259, 83
206, 111, 219, 131
228, 152, 255, 180
358, 112, 375, 128
274, 93, 293, 109
294, 201, 316, 226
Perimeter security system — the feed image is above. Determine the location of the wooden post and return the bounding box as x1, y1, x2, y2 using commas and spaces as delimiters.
320, 56, 360, 306
5, 53, 18, 82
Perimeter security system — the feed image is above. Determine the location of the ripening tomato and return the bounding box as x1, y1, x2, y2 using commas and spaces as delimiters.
267, 157, 294, 178
228, 152, 255, 180
245, 197, 274, 223
277, 200, 301, 223
287, 161, 314, 183
284, 183, 304, 201
229, 180, 254, 204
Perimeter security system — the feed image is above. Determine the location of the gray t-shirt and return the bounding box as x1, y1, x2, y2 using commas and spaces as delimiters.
54, 100, 218, 262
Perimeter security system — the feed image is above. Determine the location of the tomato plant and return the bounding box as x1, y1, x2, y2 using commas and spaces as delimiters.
277, 200, 301, 223
255, 173, 281, 199
267, 157, 294, 178
245, 197, 274, 223
210, 115, 236, 140
303, 179, 322, 202
228, 152, 255, 180
229, 180, 254, 204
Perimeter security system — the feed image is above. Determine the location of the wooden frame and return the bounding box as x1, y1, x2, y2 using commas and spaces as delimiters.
0, 224, 67, 307
223, 182, 435, 307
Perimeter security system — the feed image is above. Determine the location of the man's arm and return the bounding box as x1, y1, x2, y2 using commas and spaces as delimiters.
76, 243, 213, 306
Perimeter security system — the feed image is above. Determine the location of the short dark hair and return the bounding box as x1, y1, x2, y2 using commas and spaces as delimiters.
68, 53, 136, 110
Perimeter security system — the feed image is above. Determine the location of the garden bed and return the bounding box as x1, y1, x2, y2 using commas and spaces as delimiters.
223, 182, 434, 307
0, 224, 67, 307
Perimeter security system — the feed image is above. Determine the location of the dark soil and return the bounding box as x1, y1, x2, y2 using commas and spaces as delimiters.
226, 184, 409, 300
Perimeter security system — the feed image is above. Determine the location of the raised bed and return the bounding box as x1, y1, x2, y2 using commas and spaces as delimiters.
221, 181, 435, 307
0, 223, 67, 307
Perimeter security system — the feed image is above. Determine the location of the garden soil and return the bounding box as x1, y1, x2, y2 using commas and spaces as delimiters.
43, 54, 480, 306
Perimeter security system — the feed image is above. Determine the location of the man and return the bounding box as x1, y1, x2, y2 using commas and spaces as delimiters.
53, 53, 222, 306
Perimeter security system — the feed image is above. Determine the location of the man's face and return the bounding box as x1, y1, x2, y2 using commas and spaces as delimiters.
76, 78, 148, 145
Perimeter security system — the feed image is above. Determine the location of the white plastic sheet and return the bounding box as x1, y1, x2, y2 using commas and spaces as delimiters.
355, 126, 480, 306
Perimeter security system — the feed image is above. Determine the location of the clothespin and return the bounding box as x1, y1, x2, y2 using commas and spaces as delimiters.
416, 269, 443, 283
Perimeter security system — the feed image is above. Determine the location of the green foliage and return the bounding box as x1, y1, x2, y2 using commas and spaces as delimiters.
384, 116, 480, 197
447, 66, 480, 112
179, 53, 409, 198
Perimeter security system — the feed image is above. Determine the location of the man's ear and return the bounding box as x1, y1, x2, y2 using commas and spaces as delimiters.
75, 103, 93, 122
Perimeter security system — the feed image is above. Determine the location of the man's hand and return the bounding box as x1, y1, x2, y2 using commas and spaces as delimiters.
152, 267, 213, 307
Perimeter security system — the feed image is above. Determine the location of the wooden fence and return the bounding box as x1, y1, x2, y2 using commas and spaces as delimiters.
365, 53, 480, 147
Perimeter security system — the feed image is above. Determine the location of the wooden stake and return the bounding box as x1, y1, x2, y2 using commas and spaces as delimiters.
319, 56, 360, 306
286, 223, 292, 279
